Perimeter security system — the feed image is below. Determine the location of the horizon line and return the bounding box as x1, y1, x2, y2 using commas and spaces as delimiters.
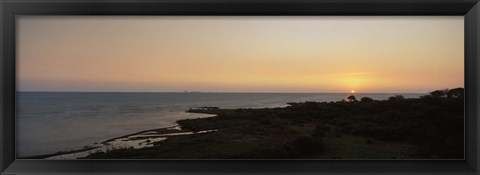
16, 90, 431, 94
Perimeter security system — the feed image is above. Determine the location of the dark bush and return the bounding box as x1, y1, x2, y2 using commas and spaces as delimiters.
429, 89, 448, 99
360, 97, 374, 102
291, 137, 324, 157
259, 118, 272, 125
312, 125, 331, 138
388, 95, 404, 101
447, 88, 464, 99
347, 95, 357, 102
291, 119, 306, 126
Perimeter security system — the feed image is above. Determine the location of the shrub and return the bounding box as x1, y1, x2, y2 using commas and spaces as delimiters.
447, 88, 464, 99
388, 95, 404, 101
360, 97, 374, 102
291, 137, 325, 157
312, 125, 331, 138
429, 89, 448, 99
347, 95, 357, 102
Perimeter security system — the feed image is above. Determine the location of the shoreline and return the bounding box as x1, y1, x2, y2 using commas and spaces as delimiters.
29, 105, 290, 159
21, 146, 101, 159
82, 92, 464, 159
38, 125, 216, 159
22, 117, 217, 159
20, 89, 464, 159
17, 92, 427, 158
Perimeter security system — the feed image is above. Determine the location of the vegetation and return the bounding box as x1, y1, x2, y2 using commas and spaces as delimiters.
85, 88, 464, 159
347, 95, 357, 102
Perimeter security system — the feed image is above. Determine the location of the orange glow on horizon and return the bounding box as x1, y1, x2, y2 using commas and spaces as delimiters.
17, 16, 464, 93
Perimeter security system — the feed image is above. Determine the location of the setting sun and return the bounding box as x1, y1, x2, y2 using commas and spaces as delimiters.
17, 16, 464, 93
14, 15, 466, 160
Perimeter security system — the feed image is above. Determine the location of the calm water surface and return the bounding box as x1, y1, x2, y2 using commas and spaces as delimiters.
16, 92, 423, 157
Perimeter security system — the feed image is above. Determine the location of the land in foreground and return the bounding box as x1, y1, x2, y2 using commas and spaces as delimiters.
84, 88, 464, 159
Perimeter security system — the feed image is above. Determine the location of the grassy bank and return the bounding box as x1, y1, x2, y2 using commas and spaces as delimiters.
85, 88, 464, 159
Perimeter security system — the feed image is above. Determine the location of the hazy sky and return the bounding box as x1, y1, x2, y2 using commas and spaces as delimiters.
17, 16, 464, 93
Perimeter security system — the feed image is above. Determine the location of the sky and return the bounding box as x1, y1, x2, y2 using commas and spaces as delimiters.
17, 16, 464, 93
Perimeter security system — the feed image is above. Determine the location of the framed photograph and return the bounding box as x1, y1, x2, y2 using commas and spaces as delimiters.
1, 0, 479, 174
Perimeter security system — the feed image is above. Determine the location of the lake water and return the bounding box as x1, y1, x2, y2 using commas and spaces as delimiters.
16, 92, 424, 157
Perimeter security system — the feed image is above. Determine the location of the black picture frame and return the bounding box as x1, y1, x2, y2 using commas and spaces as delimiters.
1, 0, 479, 174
